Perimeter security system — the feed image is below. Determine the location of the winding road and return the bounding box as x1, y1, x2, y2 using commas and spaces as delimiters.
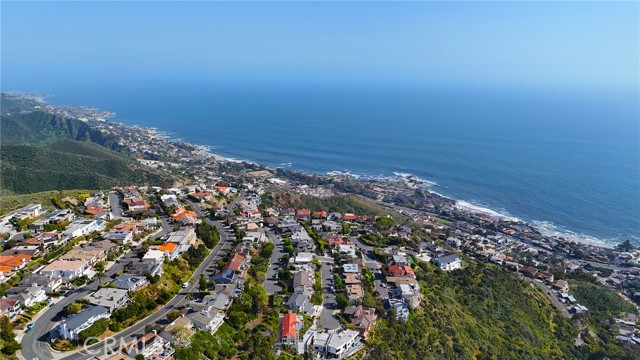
20, 209, 233, 360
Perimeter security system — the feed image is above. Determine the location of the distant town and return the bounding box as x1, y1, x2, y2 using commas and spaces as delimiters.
1, 97, 639, 360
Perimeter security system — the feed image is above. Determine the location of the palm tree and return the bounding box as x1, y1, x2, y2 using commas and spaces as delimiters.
94, 261, 106, 286
96, 270, 106, 286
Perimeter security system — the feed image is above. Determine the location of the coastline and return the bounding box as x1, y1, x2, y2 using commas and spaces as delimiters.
8, 92, 634, 248
195, 141, 622, 250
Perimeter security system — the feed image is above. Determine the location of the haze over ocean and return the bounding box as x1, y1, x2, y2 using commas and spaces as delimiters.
2, 2, 638, 244
35, 81, 638, 245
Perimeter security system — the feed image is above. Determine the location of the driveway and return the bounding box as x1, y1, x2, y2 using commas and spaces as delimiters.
373, 273, 390, 299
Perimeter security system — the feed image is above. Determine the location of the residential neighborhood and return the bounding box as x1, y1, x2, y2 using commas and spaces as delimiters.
0, 114, 638, 360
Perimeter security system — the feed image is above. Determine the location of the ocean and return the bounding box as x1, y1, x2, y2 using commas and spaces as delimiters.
42, 81, 640, 245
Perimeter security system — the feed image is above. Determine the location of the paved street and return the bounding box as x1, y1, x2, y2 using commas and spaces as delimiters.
528, 279, 571, 318
264, 230, 284, 295
317, 257, 341, 330
19, 251, 137, 360
108, 192, 123, 219
152, 217, 172, 240
21, 203, 234, 360
57, 221, 233, 360
352, 236, 378, 267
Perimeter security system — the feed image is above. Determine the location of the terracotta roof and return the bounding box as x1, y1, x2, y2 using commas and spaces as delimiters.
85, 207, 108, 215
343, 213, 357, 221
111, 221, 137, 231
0, 254, 31, 269
225, 253, 245, 271
0, 266, 13, 275
296, 209, 310, 217
281, 312, 298, 339
171, 208, 197, 221
22, 238, 43, 246
388, 264, 415, 277
157, 243, 177, 253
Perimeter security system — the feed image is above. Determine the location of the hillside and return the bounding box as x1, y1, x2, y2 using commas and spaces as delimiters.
262, 191, 404, 219
1, 110, 123, 151
0, 189, 94, 213
369, 262, 588, 360
0, 139, 177, 194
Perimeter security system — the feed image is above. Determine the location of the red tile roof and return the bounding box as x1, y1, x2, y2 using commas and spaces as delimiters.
0, 254, 31, 269
22, 238, 43, 246
296, 209, 310, 218
281, 312, 298, 340
171, 208, 197, 221
225, 253, 245, 271
157, 243, 178, 253
343, 213, 357, 221
388, 264, 415, 277
85, 207, 108, 215
190, 192, 212, 199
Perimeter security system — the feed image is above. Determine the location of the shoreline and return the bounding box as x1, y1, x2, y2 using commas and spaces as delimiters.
194, 142, 627, 250
10, 92, 635, 248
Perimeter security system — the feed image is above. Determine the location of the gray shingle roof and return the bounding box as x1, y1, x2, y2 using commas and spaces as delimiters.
64, 305, 109, 331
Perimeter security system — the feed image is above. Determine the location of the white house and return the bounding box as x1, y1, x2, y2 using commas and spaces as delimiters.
125, 332, 175, 360
342, 264, 360, 273
41, 260, 90, 280
104, 229, 134, 244
142, 250, 166, 264
339, 244, 357, 258
434, 254, 462, 271
312, 329, 362, 359
59, 306, 110, 340
186, 306, 225, 334
86, 288, 130, 313
5, 286, 47, 308
13, 204, 43, 221
244, 230, 266, 243
63, 219, 101, 238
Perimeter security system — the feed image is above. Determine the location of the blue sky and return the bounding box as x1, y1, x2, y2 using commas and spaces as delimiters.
1, 1, 638, 90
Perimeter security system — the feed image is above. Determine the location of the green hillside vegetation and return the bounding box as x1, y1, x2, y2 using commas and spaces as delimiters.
1, 94, 122, 149
369, 262, 593, 360
0, 139, 176, 194
569, 279, 638, 358
571, 280, 637, 318
0, 93, 42, 113
263, 191, 405, 220
1, 111, 122, 151
0, 189, 93, 213
300, 194, 403, 218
